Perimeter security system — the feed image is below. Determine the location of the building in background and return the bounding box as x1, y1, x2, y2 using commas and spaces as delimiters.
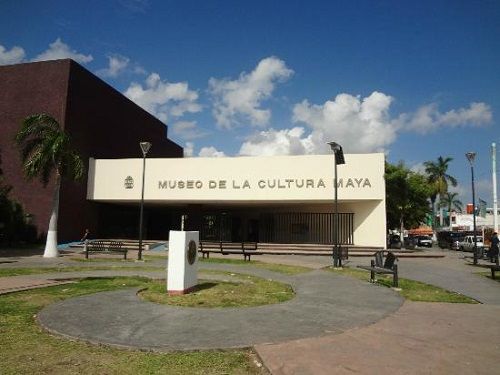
0, 59, 182, 242
450, 209, 500, 231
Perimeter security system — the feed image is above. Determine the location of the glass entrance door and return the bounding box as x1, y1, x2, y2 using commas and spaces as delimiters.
201, 213, 232, 241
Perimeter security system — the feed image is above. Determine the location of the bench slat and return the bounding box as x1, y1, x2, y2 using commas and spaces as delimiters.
357, 251, 399, 287
358, 265, 395, 274
85, 240, 127, 260
199, 241, 259, 261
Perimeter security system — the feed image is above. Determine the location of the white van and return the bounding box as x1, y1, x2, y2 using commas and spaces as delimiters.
459, 235, 484, 252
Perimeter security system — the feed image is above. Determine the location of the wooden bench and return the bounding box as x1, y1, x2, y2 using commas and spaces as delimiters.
358, 251, 399, 287
485, 248, 499, 265
490, 265, 500, 280
332, 246, 349, 267
199, 241, 258, 261
85, 240, 127, 260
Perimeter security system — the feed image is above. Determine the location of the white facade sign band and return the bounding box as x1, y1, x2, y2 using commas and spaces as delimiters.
87, 154, 385, 202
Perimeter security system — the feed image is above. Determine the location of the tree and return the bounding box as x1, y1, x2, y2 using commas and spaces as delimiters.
15, 114, 84, 257
423, 156, 457, 228
385, 162, 432, 235
0, 148, 37, 245
440, 191, 463, 227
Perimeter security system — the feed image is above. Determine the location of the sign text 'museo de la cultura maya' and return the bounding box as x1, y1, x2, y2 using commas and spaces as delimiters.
157, 177, 372, 190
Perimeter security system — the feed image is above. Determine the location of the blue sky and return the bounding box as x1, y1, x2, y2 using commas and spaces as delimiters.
1, 0, 499, 206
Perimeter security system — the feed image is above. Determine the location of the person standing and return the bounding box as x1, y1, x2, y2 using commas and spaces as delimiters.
489, 232, 499, 263
80, 228, 90, 243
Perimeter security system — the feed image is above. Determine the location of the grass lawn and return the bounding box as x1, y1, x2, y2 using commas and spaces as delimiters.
0, 266, 164, 277
329, 266, 478, 304
0, 277, 264, 374
0, 257, 310, 278
478, 271, 500, 283
70, 257, 149, 262
140, 271, 294, 308
70, 253, 311, 275
199, 257, 312, 275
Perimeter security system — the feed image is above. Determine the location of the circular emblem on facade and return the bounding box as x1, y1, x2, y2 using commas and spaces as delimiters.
187, 240, 197, 265
124, 176, 134, 189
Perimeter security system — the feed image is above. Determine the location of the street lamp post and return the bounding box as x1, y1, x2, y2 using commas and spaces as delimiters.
465, 152, 478, 265
138, 141, 152, 261
328, 142, 345, 267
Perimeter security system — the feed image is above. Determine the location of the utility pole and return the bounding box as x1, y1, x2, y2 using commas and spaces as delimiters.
466, 152, 478, 265
493, 143, 498, 232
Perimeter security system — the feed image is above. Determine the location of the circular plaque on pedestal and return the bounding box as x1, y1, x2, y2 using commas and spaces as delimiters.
187, 240, 197, 265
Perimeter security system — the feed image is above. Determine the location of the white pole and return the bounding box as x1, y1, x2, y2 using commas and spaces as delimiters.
493, 142, 498, 232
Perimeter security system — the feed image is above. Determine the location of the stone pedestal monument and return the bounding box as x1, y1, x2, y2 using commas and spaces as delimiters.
167, 230, 199, 295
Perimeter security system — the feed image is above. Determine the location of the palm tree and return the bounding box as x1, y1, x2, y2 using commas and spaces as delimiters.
440, 191, 463, 228
15, 114, 84, 257
424, 156, 457, 228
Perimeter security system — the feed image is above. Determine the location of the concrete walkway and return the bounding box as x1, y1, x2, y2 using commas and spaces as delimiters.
36, 267, 402, 351
256, 302, 500, 375
1, 248, 500, 374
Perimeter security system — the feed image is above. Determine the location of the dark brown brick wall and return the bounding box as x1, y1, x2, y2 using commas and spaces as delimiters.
0, 60, 71, 239
0, 59, 183, 243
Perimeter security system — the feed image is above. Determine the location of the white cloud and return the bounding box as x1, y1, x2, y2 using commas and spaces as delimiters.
133, 65, 147, 75
0, 44, 25, 65
97, 54, 130, 77
184, 142, 194, 157
185, 142, 226, 157
124, 72, 201, 123
239, 127, 313, 156
172, 120, 208, 140
198, 146, 226, 158
397, 102, 492, 134
31, 38, 93, 64
291, 91, 398, 153
240, 92, 396, 155
209, 56, 293, 129
238, 90, 493, 156
409, 162, 427, 175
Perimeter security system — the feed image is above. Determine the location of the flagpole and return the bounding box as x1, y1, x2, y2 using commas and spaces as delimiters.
493, 142, 498, 232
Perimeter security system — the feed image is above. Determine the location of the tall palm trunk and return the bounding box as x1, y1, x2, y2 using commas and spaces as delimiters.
438, 194, 444, 227
430, 197, 436, 229
448, 201, 453, 231
400, 214, 404, 243
43, 175, 60, 258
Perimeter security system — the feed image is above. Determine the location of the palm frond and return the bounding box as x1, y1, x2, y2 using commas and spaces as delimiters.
16, 113, 84, 186
67, 151, 85, 180
446, 174, 458, 187
15, 114, 60, 144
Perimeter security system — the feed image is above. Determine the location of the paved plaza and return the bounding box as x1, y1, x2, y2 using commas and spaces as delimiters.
1, 248, 500, 374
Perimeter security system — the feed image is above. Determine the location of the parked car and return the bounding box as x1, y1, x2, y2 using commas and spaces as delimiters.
437, 231, 463, 249
415, 235, 433, 247
459, 235, 484, 252
450, 235, 465, 250
387, 234, 402, 249
403, 236, 417, 249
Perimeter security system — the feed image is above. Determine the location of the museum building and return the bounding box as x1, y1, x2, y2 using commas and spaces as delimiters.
0, 59, 386, 248
88, 153, 386, 248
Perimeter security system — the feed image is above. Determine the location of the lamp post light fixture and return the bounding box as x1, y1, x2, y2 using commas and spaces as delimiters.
465, 151, 478, 265
138, 141, 152, 261
328, 141, 346, 267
